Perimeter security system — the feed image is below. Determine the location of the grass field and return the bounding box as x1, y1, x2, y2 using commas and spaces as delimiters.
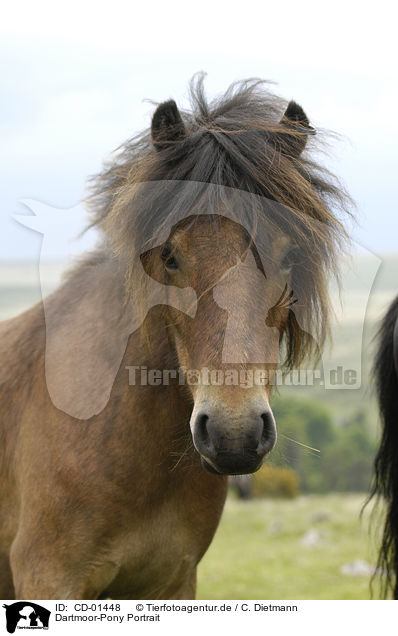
197, 493, 380, 600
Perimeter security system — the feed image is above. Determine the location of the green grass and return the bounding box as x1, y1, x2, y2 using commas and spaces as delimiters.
197, 493, 379, 599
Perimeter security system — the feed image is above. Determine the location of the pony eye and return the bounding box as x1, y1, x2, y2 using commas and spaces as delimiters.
161, 246, 179, 271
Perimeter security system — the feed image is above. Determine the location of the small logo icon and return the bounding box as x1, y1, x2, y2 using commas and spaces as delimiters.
3, 602, 50, 633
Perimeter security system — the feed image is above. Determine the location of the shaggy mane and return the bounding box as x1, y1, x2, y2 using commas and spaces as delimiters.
86, 74, 352, 367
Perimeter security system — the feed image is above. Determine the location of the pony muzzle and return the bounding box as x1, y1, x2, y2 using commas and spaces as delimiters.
190, 402, 277, 475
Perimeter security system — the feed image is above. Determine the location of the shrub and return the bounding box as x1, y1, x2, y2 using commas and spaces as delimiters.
252, 464, 300, 499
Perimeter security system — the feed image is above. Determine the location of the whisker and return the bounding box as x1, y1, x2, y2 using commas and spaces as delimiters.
279, 433, 320, 453
169, 440, 195, 471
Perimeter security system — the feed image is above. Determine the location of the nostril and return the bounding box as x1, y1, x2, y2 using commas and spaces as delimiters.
196, 413, 211, 450
260, 410, 277, 454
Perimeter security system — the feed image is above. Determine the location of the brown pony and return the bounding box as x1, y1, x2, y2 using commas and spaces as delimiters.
0, 76, 350, 599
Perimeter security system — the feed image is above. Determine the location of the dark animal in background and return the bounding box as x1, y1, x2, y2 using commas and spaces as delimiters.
370, 295, 398, 598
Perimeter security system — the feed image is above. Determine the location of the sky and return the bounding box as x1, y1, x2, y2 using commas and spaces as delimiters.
1, 0, 397, 261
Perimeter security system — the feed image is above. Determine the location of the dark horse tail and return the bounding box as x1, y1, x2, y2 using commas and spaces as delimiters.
370, 295, 398, 597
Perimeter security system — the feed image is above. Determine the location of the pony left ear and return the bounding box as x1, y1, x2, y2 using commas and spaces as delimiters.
278, 100, 315, 158
151, 100, 187, 150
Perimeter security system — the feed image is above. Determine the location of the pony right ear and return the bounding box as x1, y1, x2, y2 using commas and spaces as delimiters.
151, 100, 187, 150
277, 100, 315, 158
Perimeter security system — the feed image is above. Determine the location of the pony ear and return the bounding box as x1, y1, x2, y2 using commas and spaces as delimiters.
151, 100, 187, 150
278, 100, 315, 158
